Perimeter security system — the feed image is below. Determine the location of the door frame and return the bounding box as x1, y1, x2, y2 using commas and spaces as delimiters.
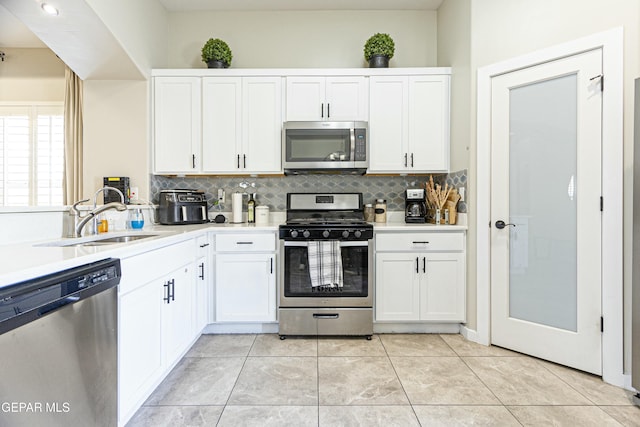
474, 28, 624, 386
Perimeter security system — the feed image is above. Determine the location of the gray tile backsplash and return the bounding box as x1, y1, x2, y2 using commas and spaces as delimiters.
150, 170, 467, 213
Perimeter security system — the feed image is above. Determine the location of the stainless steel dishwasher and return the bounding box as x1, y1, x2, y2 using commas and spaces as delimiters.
0, 258, 121, 426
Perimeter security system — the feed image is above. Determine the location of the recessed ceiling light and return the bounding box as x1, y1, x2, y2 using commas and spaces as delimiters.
41, 3, 59, 16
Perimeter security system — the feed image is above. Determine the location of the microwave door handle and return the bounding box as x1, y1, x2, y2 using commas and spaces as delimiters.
350, 128, 356, 163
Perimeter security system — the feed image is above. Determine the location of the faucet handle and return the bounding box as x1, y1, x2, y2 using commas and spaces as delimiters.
71, 199, 90, 216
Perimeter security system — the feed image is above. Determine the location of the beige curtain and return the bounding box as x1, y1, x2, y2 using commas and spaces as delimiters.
63, 66, 83, 205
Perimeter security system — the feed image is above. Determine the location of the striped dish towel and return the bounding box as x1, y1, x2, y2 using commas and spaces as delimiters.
307, 241, 343, 288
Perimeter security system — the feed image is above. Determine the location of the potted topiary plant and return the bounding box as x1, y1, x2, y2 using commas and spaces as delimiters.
201, 38, 233, 68
364, 33, 395, 68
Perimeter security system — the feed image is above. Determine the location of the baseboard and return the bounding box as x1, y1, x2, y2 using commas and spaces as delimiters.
460, 325, 485, 345
203, 322, 279, 334
373, 323, 461, 334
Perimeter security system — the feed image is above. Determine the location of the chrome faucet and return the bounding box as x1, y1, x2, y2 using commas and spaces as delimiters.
72, 186, 127, 237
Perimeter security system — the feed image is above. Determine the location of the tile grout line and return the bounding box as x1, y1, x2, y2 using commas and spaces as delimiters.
215, 334, 258, 427
378, 334, 423, 426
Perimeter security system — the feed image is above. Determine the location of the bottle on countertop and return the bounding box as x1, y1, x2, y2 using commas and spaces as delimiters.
247, 193, 256, 224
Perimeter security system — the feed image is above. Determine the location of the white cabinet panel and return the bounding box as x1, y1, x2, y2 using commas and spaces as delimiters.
375, 231, 465, 323
162, 264, 194, 365
216, 233, 276, 252
154, 77, 201, 174
243, 77, 282, 173
369, 74, 450, 173
286, 76, 368, 121
215, 253, 276, 322
202, 77, 242, 173
375, 253, 420, 321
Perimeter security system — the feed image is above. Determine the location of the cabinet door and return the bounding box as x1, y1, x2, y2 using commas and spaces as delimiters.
285, 77, 325, 121
420, 252, 465, 322
408, 75, 450, 172
202, 77, 242, 173
162, 264, 194, 365
325, 77, 369, 121
194, 255, 209, 334
375, 252, 420, 321
368, 76, 409, 172
242, 77, 282, 173
216, 253, 276, 322
154, 77, 201, 173
118, 279, 163, 423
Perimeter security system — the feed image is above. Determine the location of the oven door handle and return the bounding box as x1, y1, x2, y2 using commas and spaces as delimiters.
283, 240, 369, 247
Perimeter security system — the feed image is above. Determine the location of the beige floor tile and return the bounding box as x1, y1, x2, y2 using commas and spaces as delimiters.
319, 405, 420, 426
318, 356, 408, 405
317, 335, 386, 357
218, 406, 318, 427
413, 405, 520, 426
600, 405, 640, 427
539, 360, 635, 405
439, 334, 521, 357
249, 334, 317, 356
185, 334, 256, 357
379, 333, 457, 356
508, 405, 622, 426
126, 406, 223, 427
145, 357, 245, 405
392, 356, 500, 405
228, 356, 318, 405
464, 356, 593, 405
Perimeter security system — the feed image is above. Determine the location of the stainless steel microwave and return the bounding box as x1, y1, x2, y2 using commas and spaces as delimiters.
282, 121, 368, 175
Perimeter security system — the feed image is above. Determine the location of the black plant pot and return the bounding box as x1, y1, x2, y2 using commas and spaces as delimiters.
207, 60, 229, 69
368, 55, 390, 68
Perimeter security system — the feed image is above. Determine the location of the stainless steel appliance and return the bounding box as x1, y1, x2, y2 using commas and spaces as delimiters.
405, 188, 427, 223
158, 189, 209, 225
632, 78, 640, 406
0, 258, 121, 426
282, 121, 368, 174
278, 193, 374, 339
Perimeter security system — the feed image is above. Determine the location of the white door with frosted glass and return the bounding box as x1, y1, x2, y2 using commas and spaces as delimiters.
490, 49, 603, 374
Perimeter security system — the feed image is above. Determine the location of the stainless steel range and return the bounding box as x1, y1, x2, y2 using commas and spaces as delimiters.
278, 193, 374, 339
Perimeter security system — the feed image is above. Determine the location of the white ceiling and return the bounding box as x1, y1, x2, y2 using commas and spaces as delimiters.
0, 0, 444, 49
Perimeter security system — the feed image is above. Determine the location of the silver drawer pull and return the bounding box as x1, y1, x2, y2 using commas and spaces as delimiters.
412, 241, 430, 244
236, 241, 254, 245
313, 313, 339, 319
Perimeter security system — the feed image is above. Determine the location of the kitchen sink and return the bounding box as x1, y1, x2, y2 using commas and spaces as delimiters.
36, 233, 159, 247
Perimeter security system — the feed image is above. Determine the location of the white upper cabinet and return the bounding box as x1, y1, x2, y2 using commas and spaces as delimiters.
242, 77, 282, 173
153, 77, 201, 174
201, 77, 282, 174
201, 77, 242, 173
285, 76, 368, 121
368, 74, 450, 173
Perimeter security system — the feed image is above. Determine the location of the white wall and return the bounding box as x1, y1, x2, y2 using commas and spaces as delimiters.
82, 80, 149, 202
0, 49, 64, 102
85, 0, 169, 74
167, 10, 438, 68
463, 0, 640, 372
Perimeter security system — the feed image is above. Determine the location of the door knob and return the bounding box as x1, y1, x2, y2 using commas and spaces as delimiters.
495, 220, 516, 229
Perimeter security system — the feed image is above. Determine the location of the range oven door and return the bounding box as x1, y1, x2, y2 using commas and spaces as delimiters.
279, 240, 373, 308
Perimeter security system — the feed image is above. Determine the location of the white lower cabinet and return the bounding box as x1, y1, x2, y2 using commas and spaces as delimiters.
375, 231, 466, 322
194, 233, 213, 332
118, 239, 197, 426
214, 232, 277, 322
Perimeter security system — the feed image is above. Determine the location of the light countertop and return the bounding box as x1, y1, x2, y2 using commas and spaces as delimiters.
0, 216, 465, 288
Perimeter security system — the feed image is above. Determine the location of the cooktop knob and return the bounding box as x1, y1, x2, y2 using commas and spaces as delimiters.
342, 230, 350, 238
354, 230, 362, 238
303, 230, 311, 238
322, 230, 330, 238
290, 230, 299, 238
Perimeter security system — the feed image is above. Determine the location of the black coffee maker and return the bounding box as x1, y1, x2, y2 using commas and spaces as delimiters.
405, 189, 427, 223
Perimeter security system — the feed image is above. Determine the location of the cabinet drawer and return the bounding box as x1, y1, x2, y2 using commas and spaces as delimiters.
120, 240, 195, 294
215, 233, 276, 252
376, 232, 464, 252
